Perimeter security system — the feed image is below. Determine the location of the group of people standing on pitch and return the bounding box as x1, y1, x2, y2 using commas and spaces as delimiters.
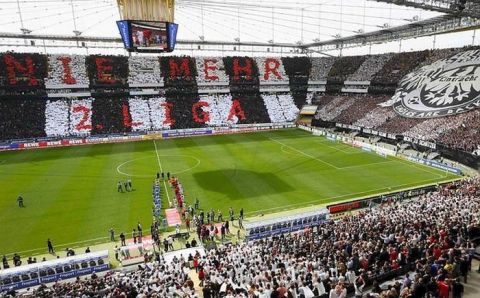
156, 171, 171, 180
180, 199, 245, 243
117, 179, 133, 193
109, 221, 143, 247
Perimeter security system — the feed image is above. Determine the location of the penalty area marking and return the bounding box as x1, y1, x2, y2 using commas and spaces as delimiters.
270, 137, 340, 169
392, 158, 448, 178
244, 176, 450, 216
280, 143, 396, 170
280, 145, 305, 157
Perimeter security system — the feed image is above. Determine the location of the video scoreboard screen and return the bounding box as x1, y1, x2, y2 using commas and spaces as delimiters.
117, 20, 178, 53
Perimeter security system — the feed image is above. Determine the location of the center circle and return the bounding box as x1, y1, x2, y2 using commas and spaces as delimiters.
117, 155, 201, 178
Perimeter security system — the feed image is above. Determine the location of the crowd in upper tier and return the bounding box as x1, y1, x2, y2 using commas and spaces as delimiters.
314, 93, 480, 154
2, 47, 480, 155
10, 177, 478, 297
4, 47, 477, 90
346, 54, 394, 82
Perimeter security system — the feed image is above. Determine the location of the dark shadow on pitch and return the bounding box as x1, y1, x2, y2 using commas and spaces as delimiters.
193, 169, 294, 199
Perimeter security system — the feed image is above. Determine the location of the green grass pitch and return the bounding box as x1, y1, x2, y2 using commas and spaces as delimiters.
0, 129, 458, 255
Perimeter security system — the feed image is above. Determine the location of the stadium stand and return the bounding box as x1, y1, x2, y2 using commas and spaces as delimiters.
328, 56, 366, 83
369, 51, 429, 94
262, 94, 299, 123
419, 48, 464, 68
45, 55, 89, 87
198, 94, 237, 127
315, 96, 356, 122
319, 97, 480, 154
403, 113, 472, 142
3, 1, 480, 297
16, 177, 479, 297
0, 99, 46, 140
282, 56, 311, 108
1, 47, 480, 156
437, 110, 480, 153
309, 57, 338, 82
376, 116, 426, 135
326, 56, 367, 93
86, 55, 129, 88
128, 56, 163, 86
346, 54, 394, 82
332, 95, 388, 125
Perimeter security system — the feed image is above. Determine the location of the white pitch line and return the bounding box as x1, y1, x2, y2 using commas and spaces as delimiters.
339, 159, 395, 170
270, 137, 340, 169
392, 158, 446, 178
116, 155, 201, 177
153, 139, 172, 206
116, 156, 155, 178
314, 139, 358, 154
281, 144, 393, 170
3, 236, 110, 257
281, 145, 305, 157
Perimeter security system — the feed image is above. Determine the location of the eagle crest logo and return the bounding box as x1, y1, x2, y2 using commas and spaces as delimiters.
386, 50, 480, 118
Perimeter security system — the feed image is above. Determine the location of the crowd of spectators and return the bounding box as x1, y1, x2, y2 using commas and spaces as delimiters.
128, 96, 155, 131
196, 58, 229, 84
5, 89, 480, 153
376, 116, 426, 135
0, 52, 48, 90
315, 96, 355, 121
316, 90, 480, 152
28, 255, 197, 297
346, 54, 393, 82
255, 58, 289, 83
45, 54, 89, 87
5, 49, 479, 92
130, 96, 172, 131
262, 94, 299, 123
417, 48, 463, 69
128, 56, 163, 86
91, 97, 130, 135
311, 94, 336, 106
371, 51, 429, 87
4, 49, 480, 153
16, 177, 479, 297
438, 110, 480, 153
0, 99, 46, 140
402, 112, 471, 142
342, 103, 391, 130
86, 55, 129, 88
310, 58, 338, 82
332, 95, 388, 125
1, 92, 300, 141
327, 56, 366, 83
229, 94, 272, 125
333, 100, 480, 153
69, 98, 93, 136
197, 94, 236, 126
45, 99, 70, 137
196, 177, 479, 298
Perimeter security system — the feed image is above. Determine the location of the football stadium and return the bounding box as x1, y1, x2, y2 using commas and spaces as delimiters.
0, 0, 479, 297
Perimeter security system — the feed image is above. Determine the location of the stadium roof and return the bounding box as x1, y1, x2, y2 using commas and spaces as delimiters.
0, 0, 478, 55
